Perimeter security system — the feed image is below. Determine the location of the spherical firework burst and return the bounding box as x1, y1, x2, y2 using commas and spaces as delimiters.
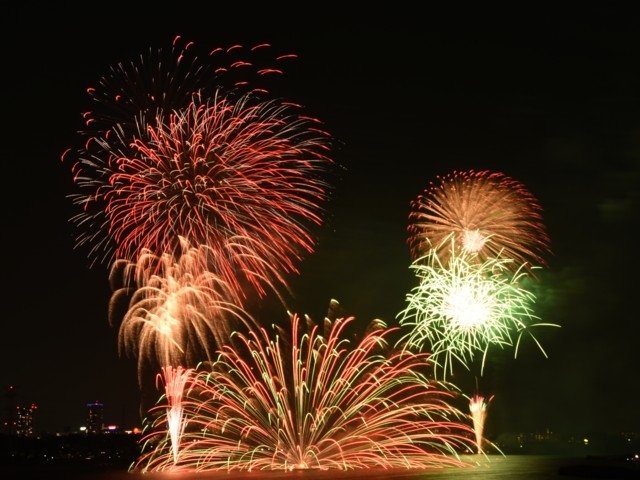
407, 170, 551, 274
133, 301, 478, 472
396, 249, 559, 379
97, 94, 332, 298
62, 36, 333, 304
108, 236, 257, 384
68, 89, 333, 301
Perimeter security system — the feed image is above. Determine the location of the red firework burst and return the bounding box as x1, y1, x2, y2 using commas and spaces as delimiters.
63, 37, 335, 303
83, 94, 332, 300
407, 170, 551, 273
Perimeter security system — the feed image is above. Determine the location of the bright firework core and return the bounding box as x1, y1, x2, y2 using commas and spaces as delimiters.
462, 228, 487, 253
444, 283, 492, 329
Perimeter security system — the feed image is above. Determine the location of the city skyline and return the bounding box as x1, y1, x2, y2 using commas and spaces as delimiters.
1, 385, 137, 434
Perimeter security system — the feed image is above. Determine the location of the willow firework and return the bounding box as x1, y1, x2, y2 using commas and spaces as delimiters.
133, 301, 478, 472
108, 237, 256, 384
407, 170, 551, 274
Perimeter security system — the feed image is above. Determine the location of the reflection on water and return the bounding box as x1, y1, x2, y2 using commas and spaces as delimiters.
3, 455, 640, 480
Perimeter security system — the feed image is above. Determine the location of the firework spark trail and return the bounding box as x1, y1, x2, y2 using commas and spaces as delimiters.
157, 366, 194, 465
468, 394, 494, 454
133, 302, 478, 472
407, 169, 551, 275
397, 248, 559, 379
74, 37, 295, 149
108, 236, 257, 384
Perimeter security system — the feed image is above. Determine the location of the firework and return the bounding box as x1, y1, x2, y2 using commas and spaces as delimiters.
108, 236, 256, 384
71, 37, 295, 153
407, 170, 551, 274
66, 88, 333, 303
397, 248, 559, 379
133, 301, 478, 472
157, 366, 194, 464
468, 394, 494, 454
107, 95, 331, 298
62, 36, 334, 304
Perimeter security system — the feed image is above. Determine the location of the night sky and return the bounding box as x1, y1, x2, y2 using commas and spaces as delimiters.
3, 5, 639, 439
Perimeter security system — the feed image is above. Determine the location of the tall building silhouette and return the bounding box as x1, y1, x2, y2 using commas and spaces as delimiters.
87, 401, 104, 434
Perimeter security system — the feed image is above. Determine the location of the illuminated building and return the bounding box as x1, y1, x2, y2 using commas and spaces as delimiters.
16, 403, 37, 437
87, 401, 104, 434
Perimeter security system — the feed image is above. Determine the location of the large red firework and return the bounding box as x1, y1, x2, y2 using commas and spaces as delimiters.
77, 93, 333, 300
63, 38, 335, 302
407, 169, 551, 273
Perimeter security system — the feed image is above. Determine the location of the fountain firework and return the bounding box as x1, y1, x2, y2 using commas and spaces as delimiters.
469, 393, 494, 454
133, 301, 479, 472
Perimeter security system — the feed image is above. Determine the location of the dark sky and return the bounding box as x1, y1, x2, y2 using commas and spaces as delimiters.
3, 5, 640, 439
